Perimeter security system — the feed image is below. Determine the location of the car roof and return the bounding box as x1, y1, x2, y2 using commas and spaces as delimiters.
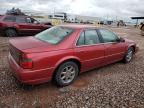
59, 24, 98, 29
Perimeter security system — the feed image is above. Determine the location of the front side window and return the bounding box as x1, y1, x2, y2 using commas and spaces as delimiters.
35, 26, 73, 44
26, 17, 39, 24
26, 17, 32, 23
99, 29, 119, 43
3, 16, 16, 22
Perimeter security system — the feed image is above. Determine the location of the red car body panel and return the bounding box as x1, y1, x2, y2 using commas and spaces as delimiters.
9, 54, 54, 84
8, 24, 139, 85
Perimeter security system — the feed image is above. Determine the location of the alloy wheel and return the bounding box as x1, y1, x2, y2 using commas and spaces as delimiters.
60, 65, 76, 84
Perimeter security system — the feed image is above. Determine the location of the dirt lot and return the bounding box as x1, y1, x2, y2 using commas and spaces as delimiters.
0, 27, 144, 108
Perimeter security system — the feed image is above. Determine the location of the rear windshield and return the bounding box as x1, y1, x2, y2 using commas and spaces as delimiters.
35, 26, 73, 44
0, 15, 3, 19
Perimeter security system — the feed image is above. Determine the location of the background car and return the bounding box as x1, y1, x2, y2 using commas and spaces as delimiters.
139, 22, 144, 36
0, 15, 52, 37
8, 24, 139, 87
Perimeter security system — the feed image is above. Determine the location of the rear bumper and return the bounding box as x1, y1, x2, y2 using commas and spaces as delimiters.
8, 54, 54, 85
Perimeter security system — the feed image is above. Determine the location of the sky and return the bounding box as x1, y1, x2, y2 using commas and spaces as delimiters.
0, 0, 143, 19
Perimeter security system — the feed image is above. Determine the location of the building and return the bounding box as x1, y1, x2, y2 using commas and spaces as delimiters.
67, 14, 100, 23
23, 10, 101, 24
48, 12, 67, 21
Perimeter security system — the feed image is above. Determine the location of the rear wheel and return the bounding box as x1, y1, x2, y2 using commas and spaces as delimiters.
123, 47, 134, 63
5, 29, 17, 37
54, 61, 79, 87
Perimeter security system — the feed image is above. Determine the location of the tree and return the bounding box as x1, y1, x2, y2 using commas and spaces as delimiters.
6, 7, 25, 15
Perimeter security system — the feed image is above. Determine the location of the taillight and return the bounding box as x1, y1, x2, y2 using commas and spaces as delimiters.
19, 53, 33, 69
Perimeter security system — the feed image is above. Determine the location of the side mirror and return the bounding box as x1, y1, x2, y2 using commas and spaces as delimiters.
118, 37, 125, 42
34, 21, 39, 24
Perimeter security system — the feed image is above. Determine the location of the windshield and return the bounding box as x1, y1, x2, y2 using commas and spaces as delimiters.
35, 26, 73, 44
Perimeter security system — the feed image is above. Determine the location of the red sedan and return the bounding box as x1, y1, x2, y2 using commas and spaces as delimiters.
9, 24, 139, 86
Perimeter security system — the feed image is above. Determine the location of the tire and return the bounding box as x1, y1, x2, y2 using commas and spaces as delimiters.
54, 61, 79, 87
123, 47, 134, 63
5, 29, 17, 37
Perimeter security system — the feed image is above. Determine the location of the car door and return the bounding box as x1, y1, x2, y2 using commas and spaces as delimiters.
15, 16, 30, 35
98, 29, 126, 64
25, 17, 42, 34
74, 29, 105, 72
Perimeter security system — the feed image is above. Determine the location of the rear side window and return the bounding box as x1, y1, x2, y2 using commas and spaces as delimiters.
85, 30, 100, 45
77, 32, 84, 46
3, 16, 16, 22
77, 30, 100, 46
16, 17, 26, 23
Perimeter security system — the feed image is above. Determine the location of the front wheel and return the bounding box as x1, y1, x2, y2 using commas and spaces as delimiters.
54, 61, 79, 87
123, 47, 134, 63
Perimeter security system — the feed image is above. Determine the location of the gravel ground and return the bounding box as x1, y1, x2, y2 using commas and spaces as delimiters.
0, 27, 144, 108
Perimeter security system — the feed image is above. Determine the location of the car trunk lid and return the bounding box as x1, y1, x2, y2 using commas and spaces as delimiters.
9, 36, 58, 64
9, 36, 52, 50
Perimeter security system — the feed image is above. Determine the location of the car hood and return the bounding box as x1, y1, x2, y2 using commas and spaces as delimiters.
9, 36, 59, 53
124, 38, 135, 43
41, 22, 52, 26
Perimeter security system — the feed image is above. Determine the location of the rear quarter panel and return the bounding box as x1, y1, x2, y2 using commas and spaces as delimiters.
1, 21, 19, 32
26, 48, 77, 71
